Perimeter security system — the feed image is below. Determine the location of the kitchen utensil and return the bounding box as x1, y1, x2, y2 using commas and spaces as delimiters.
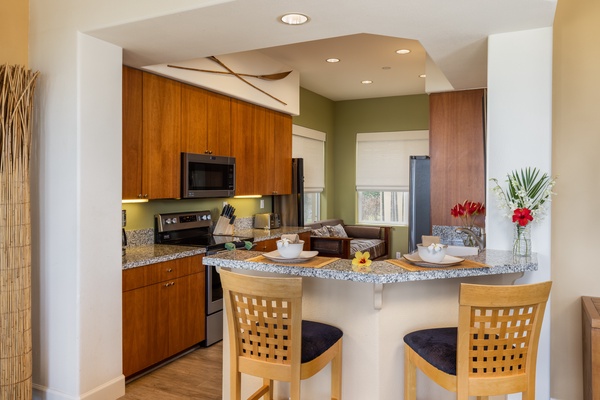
167, 64, 292, 80
208, 56, 287, 105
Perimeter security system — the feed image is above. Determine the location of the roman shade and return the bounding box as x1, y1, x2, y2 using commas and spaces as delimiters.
292, 125, 326, 193
356, 130, 429, 191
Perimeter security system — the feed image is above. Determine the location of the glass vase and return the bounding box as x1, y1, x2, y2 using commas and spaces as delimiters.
513, 224, 531, 257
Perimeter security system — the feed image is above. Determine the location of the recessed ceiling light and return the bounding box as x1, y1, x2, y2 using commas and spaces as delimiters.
419, 74, 426, 78
396, 49, 411, 55
361, 80, 373, 85
326, 58, 340, 63
280, 13, 310, 25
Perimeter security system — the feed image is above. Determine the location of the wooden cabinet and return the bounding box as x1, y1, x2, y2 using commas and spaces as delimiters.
122, 69, 291, 199
122, 255, 205, 378
122, 68, 182, 200
181, 84, 231, 156
429, 89, 486, 227
122, 66, 144, 199
582, 296, 600, 399
231, 99, 292, 196
142, 72, 182, 199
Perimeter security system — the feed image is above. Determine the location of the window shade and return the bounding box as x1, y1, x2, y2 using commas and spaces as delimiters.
292, 125, 326, 193
356, 131, 429, 191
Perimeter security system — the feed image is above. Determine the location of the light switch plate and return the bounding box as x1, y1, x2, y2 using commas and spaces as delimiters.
260, 199, 265, 208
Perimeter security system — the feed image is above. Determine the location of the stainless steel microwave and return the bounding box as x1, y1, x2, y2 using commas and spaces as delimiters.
181, 153, 235, 198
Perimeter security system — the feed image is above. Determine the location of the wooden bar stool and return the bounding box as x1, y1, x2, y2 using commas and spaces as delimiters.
404, 281, 552, 400
220, 268, 343, 400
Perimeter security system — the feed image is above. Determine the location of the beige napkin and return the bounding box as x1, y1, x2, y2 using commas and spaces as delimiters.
422, 235, 440, 246
281, 234, 300, 243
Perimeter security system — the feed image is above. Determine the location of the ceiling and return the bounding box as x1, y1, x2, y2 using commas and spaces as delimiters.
89, 0, 556, 101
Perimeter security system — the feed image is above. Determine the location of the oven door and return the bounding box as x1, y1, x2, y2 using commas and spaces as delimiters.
206, 265, 223, 315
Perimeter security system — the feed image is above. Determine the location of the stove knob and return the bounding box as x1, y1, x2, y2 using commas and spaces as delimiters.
206, 215, 211, 220
201, 215, 208, 220
164, 218, 171, 224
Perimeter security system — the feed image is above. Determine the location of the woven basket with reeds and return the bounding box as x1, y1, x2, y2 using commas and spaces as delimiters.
1, 64, 39, 399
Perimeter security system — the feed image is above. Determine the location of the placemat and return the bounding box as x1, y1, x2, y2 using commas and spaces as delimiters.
386, 258, 490, 272
246, 255, 340, 269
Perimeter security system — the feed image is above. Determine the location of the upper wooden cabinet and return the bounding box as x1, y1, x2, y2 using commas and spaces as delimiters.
429, 89, 486, 227
181, 84, 231, 156
231, 99, 292, 196
142, 72, 182, 199
122, 68, 292, 199
122, 66, 144, 199
122, 67, 181, 200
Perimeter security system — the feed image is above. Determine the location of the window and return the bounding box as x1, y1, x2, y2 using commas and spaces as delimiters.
356, 131, 428, 225
292, 125, 326, 225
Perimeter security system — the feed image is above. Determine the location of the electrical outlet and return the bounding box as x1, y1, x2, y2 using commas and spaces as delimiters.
260, 199, 265, 209
396, 251, 402, 259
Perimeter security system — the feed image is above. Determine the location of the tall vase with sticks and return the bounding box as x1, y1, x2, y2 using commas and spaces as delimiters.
0, 64, 39, 399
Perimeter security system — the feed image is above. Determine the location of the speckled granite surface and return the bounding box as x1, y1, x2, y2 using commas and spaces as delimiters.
202, 249, 538, 284
122, 226, 311, 270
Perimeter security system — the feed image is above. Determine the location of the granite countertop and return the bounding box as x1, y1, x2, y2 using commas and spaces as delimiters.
122, 226, 311, 270
202, 249, 538, 284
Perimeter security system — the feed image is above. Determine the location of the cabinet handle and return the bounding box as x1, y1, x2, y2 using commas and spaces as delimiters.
163, 281, 175, 287
166, 268, 173, 272
143, 194, 148, 198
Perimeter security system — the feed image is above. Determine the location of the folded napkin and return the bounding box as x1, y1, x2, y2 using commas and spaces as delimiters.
280, 233, 300, 243
422, 235, 440, 246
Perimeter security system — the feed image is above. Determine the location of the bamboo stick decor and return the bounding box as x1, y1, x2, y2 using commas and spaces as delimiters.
0, 64, 39, 399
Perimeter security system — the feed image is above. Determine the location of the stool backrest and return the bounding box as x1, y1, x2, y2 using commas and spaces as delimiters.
220, 269, 303, 380
457, 281, 552, 395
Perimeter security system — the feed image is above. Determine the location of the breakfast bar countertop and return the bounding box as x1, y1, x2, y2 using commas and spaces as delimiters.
202, 249, 538, 284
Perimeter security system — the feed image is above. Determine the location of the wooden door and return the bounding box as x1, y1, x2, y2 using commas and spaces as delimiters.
272, 110, 292, 195
168, 272, 205, 355
231, 99, 257, 195
253, 107, 272, 195
429, 89, 486, 227
181, 84, 208, 155
206, 90, 231, 156
142, 72, 181, 199
122, 66, 143, 199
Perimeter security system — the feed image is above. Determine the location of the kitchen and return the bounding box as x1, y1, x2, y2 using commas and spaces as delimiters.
16, 1, 567, 400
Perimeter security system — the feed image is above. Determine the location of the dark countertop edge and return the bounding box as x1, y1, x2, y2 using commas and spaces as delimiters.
201, 249, 538, 284
122, 226, 311, 270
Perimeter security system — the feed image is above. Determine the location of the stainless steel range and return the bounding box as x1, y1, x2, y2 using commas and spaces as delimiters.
155, 210, 252, 346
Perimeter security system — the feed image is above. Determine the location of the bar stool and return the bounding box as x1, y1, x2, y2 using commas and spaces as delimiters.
220, 268, 343, 400
403, 281, 551, 400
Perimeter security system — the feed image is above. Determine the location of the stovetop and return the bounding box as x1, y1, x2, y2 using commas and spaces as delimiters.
154, 210, 252, 252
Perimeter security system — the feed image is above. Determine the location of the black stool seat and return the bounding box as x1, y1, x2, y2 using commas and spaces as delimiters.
302, 320, 344, 363
403, 327, 457, 375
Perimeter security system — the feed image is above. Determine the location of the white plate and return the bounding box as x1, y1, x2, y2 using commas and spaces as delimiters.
403, 253, 464, 268
263, 250, 319, 263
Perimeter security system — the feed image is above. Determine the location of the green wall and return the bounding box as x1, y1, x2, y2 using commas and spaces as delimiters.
294, 92, 429, 255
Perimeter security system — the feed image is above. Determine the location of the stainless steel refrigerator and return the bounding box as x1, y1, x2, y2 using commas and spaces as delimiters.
408, 156, 431, 253
273, 158, 305, 227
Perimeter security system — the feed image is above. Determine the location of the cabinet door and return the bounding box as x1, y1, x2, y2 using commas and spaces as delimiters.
231, 99, 258, 195
168, 272, 205, 355
253, 107, 272, 195
142, 72, 181, 199
122, 66, 143, 199
272, 110, 292, 195
299, 232, 311, 250
181, 84, 208, 155
206, 90, 231, 156
429, 89, 486, 227
255, 238, 278, 252
122, 281, 169, 377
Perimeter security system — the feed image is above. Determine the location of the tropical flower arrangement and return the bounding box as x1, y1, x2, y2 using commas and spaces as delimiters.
450, 200, 485, 246
490, 167, 557, 256
352, 251, 372, 272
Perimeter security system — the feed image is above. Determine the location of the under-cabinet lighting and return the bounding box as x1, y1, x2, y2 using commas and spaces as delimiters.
234, 195, 263, 199
122, 199, 149, 204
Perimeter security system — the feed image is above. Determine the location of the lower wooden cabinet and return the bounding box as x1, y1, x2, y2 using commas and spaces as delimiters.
122, 255, 205, 378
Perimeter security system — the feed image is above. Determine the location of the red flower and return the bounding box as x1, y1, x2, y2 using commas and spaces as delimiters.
512, 208, 534, 226
450, 200, 485, 226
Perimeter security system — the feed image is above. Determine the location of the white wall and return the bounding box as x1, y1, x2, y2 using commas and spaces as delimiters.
487, 27, 553, 399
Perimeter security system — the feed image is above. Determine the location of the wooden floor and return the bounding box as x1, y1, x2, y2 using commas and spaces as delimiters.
119, 341, 223, 400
